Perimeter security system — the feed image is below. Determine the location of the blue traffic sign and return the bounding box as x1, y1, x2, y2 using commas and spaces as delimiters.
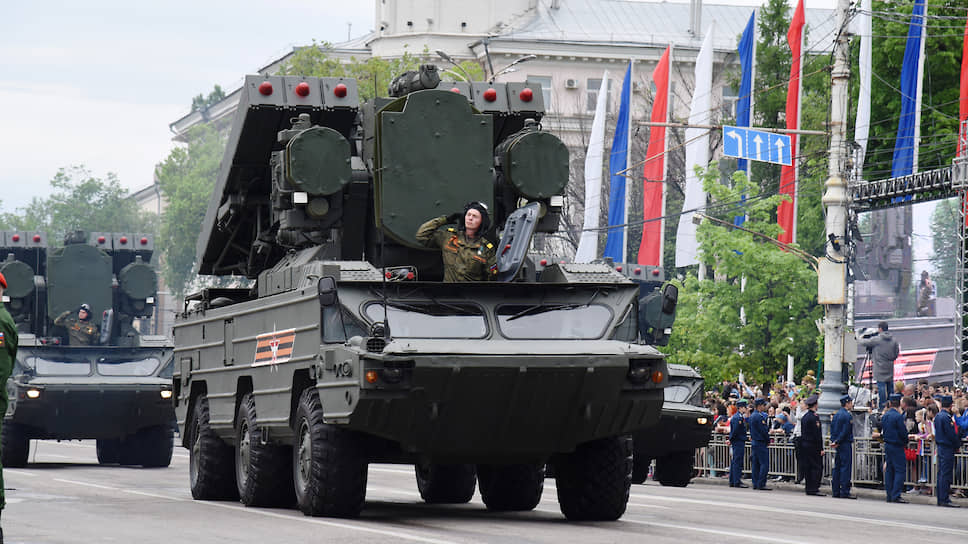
722, 126, 792, 166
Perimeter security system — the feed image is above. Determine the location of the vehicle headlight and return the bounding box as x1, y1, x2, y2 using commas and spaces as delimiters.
697, 417, 708, 425
25, 389, 41, 399
160, 390, 173, 400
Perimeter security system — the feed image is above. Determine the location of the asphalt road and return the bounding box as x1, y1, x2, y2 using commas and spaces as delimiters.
3, 440, 967, 543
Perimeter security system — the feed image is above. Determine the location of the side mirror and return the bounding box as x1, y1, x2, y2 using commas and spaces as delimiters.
317, 276, 338, 307
661, 283, 678, 314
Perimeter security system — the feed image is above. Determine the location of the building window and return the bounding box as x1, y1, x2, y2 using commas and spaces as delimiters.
526, 76, 553, 111
586, 78, 612, 112
722, 85, 739, 120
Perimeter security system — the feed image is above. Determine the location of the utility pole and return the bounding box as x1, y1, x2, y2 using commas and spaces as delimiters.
817, 0, 853, 423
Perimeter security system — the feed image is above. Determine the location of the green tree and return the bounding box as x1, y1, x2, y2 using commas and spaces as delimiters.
279, 41, 484, 99
156, 124, 226, 296
0, 166, 155, 244
929, 197, 959, 298
191, 85, 226, 113
667, 163, 822, 384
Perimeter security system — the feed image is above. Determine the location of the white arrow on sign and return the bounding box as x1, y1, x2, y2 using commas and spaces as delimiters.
752, 134, 764, 160
727, 129, 743, 152
774, 138, 786, 163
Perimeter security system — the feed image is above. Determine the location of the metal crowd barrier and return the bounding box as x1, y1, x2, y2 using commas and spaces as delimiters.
693, 432, 968, 495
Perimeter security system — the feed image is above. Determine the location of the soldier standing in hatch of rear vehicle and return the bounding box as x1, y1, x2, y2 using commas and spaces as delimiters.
54, 303, 99, 345
0, 272, 19, 541
416, 201, 498, 282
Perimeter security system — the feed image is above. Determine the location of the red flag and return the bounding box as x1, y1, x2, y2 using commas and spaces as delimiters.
638, 46, 671, 266
778, 0, 805, 245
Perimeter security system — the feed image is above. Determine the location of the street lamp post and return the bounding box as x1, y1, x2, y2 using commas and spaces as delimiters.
435, 50, 474, 82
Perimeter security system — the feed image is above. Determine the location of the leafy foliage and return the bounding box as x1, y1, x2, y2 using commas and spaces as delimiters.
156, 124, 226, 296
191, 85, 227, 113
929, 197, 959, 298
0, 166, 155, 245
279, 41, 484, 99
666, 163, 822, 384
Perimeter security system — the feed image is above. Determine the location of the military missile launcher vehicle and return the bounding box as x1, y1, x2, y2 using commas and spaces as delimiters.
1, 230, 174, 467
173, 66, 674, 521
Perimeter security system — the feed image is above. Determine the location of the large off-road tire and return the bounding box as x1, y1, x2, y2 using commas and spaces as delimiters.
235, 393, 294, 507
415, 463, 477, 504
96, 439, 121, 465
654, 452, 695, 487
292, 389, 367, 518
2, 423, 30, 468
136, 425, 175, 468
631, 456, 651, 485
555, 435, 633, 521
477, 463, 544, 511
188, 396, 238, 500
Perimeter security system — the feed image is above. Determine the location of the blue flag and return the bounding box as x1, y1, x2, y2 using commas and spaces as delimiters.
603, 63, 632, 262
735, 11, 755, 226
891, 0, 925, 178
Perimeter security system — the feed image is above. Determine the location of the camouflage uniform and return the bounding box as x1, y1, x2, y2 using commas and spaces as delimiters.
0, 302, 18, 509
416, 216, 498, 282
54, 310, 99, 345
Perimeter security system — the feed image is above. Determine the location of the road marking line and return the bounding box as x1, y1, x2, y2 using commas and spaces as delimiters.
4, 470, 37, 477
627, 492, 968, 535
54, 478, 463, 544
368, 466, 416, 475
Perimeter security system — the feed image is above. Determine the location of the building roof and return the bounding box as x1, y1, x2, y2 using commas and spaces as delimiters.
491, 0, 835, 53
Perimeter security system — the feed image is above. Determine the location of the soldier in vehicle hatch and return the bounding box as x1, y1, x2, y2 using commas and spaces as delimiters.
416, 201, 498, 282
54, 303, 99, 345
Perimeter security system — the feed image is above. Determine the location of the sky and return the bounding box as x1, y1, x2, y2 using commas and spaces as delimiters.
0, 1, 375, 213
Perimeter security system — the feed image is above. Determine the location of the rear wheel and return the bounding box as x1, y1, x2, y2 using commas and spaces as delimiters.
292, 389, 367, 517
2, 423, 29, 468
415, 464, 476, 504
654, 452, 695, 487
235, 393, 294, 506
477, 463, 544, 511
188, 396, 238, 500
555, 435, 633, 521
631, 456, 651, 485
96, 439, 121, 465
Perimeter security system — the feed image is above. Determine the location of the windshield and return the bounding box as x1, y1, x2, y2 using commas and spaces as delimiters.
97, 356, 161, 376
363, 301, 487, 339
23, 355, 91, 376
496, 304, 612, 339
664, 379, 705, 407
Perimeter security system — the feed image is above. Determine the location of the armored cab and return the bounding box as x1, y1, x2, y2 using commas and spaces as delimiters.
1, 230, 174, 468
174, 67, 673, 521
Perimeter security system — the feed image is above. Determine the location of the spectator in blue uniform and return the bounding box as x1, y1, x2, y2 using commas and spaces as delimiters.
749, 397, 771, 490
830, 394, 856, 499
728, 399, 750, 488
799, 394, 825, 496
934, 396, 962, 507
879, 393, 911, 503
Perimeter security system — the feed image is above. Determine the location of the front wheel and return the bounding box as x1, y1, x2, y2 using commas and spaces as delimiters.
415, 464, 476, 504
292, 389, 367, 517
555, 435, 633, 521
96, 439, 121, 465
137, 425, 174, 468
2, 423, 29, 468
654, 452, 696, 487
188, 396, 238, 500
477, 463, 544, 511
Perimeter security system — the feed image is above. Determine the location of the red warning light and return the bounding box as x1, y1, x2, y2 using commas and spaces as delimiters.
334, 83, 348, 98
11, 234, 19, 242
32, 234, 41, 243
651, 269, 660, 276
634, 268, 641, 275
539, 259, 548, 266
450, 87, 461, 93
140, 237, 149, 245
616, 266, 623, 272
295, 82, 311, 97
97, 236, 106, 244
483, 88, 497, 102
519, 88, 533, 102
119, 236, 128, 245
385, 271, 392, 279
405, 272, 415, 280
258, 82, 273, 96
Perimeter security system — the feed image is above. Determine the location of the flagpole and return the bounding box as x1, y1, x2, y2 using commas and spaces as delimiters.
623, 58, 634, 262
912, 0, 928, 173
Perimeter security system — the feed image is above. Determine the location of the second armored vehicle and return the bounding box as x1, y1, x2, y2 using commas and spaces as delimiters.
173, 68, 675, 520
1, 231, 174, 467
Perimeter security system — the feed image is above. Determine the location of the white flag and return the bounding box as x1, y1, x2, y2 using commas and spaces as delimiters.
575, 73, 610, 263
855, 0, 872, 176
676, 23, 715, 268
